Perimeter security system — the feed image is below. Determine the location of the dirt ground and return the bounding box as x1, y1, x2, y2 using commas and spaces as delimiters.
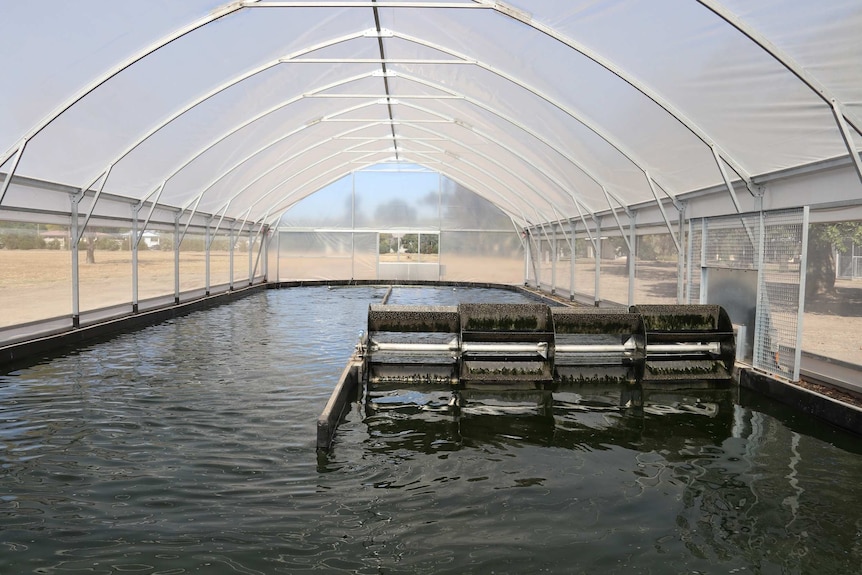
0, 249, 247, 327
2, 249, 861, 366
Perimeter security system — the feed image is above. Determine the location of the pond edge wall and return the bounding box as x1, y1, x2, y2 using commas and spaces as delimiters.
0, 283, 268, 370
739, 368, 862, 436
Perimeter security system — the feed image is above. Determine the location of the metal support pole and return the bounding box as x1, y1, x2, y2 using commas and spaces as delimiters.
174, 214, 181, 305
527, 226, 542, 289
551, 229, 557, 295
699, 218, 708, 304
523, 229, 531, 286
205, 217, 212, 296
756, 210, 770, 373
593, 215, 601, 306
71, 193, 80, 328
262, 225, 269, 282
677, 204, 686, 303
275, 226, 281, 283
549, 206, 574, 297
132, 204, 139, 313
793, 207, 810, 381
229, 224, 235, 291
685, 218, 694, 304
628, 212, 636, 306
247, 225, 253, 285
570, 198, 599, 302
534, 216, 555, 291
530, 227, 542, 289
251, 224, 266, 282
569, 219, 576, 301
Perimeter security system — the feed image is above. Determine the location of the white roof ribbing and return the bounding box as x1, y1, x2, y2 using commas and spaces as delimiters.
1, 0, 860, 227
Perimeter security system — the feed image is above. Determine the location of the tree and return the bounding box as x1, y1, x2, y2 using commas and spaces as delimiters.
401, 233, 418, 254
379, 233, 394, 254
420, 233, 439, 255
374, 198, 417, 226
83, 233, 96, 263
806, 222, 862, 297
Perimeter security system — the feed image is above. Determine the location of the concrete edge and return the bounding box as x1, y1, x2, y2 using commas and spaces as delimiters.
317, 358, 362, 450
739, 368, 862, 435
268, 280, 579, 308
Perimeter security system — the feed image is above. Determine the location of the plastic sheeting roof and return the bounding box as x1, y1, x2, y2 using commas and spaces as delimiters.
1, 1, 861, 228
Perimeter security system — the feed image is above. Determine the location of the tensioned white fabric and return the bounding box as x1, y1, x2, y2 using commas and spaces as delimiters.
1, 0, 860, 228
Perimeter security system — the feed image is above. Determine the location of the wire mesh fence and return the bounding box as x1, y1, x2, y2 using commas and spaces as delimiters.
686, 223, 702, 304
754, 208, 808, 380
691, 208, 807, 380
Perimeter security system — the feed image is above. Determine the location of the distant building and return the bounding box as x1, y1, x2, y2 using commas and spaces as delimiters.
40, 230, 68, 249
141, 232, 160, 250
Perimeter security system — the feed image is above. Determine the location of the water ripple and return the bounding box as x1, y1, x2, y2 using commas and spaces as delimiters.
2, 287, 862, 574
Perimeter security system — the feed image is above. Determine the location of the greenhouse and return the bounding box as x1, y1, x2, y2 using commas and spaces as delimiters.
3, 0, 861, 382
2, 2, 862, 574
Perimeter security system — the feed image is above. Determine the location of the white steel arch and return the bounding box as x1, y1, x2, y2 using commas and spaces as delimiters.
1, 0, 859, 229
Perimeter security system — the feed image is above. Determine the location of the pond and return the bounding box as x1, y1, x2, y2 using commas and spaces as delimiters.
1, 286, 860, 574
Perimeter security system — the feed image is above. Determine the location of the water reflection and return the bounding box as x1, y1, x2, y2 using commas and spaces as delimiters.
361, 384, 735, 455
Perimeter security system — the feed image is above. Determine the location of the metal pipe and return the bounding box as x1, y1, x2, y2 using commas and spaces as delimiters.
647, 343, 721, 354
556, 344, 633, 354
462, 342, 548, 355
370, 342, 458, 353
371, 341, 720, 355
369, 341, 551, 355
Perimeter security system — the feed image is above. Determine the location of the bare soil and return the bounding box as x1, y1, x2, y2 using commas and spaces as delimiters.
0, 249, 243, 327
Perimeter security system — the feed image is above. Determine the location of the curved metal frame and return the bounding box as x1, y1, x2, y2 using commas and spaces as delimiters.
2, 0, 859, 223
695, 0, 862, 186
192, 86, 601, 224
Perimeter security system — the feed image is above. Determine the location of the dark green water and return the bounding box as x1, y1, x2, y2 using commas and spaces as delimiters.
1, 286, 861, 574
